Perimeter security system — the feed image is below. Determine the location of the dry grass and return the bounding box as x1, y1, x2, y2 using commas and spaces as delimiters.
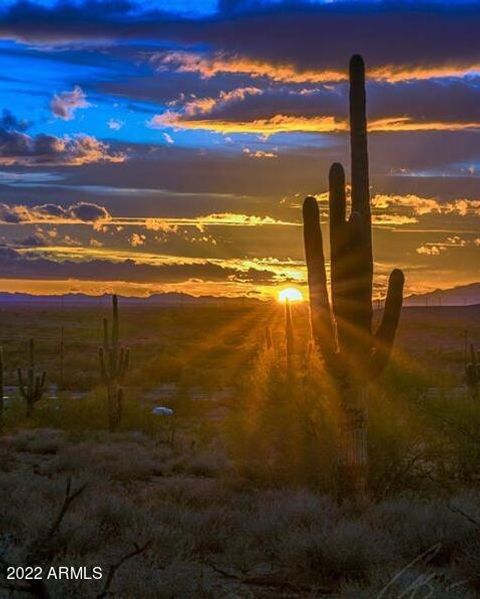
1, 427, 480, 597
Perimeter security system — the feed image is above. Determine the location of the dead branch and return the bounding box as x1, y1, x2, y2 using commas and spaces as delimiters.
448, 504, 480, 531
96, 540, 152, 599
206, 561, 333, 595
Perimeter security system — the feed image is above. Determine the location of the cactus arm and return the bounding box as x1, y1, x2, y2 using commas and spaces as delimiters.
112, 295, 119, 344
34, 376, 41, 402
0, 347, 3, 417
112, 294, 119, 361
119, 347, 129, 379
98, 347, 108, 383
329, 163, 349, 351
369, 269, 405, 380
302, 195, 335, 359
29, 338, 34, 368
40, 371, 46, 391
102, 318, 109, 350
349, 54, 370, 218
27, 367, 35, 395
17, 368, 27, 399
349, 54, 373, 349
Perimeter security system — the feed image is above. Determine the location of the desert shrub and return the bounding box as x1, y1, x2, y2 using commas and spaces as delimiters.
225, 346, 337, 489
169, 440, 231, 477
131, 352, 184, 386
47, 438, 163, 482
4, 428, 66, 455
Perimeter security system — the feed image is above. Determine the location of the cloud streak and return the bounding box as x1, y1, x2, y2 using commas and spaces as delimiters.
149, 112, 480, 135
156, 50, 480, 85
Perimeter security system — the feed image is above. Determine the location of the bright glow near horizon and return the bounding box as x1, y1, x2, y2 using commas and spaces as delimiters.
278, 287, 303, 303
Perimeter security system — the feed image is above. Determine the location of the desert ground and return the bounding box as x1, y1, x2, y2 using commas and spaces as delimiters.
0, 301, 479, 598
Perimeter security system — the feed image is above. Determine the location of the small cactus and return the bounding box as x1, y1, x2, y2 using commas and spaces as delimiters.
466, 344, 479, 397
17, 339, 46, 417
285, 299, 294, 375
265, 326, 273, 350
99, 295, 130, 431
0, 347, 4, 423
59, 326, 64, 390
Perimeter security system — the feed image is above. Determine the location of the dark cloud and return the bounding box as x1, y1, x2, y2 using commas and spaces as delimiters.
15, 233, 48, 247
0, 201, 111, 223
0, 246, 278, 284
1, 1, 479, 72
0, 109, 29, 132
155, 80, 480, 129
0, 113, 126, 166
67, 202, 110, 221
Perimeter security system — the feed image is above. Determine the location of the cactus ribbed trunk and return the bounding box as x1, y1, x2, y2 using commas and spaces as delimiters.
107, 382, 122, 432
337, 384, 368, 499
302, 55, 404, 501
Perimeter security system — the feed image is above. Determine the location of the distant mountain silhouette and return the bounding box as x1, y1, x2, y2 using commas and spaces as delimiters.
404, 282, 480, 306
0, 292, 258, 306
0, 283, 478, 307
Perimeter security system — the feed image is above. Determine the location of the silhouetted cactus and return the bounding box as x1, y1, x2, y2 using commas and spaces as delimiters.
302, 55, 404, 499
466, 344, 479, 397
17, 339, 47, 417
59, 326, 64, 391
99, 295, 130, 431
285, 299, 294, 375
0, 347, 4, 423
265, 325, 273, 350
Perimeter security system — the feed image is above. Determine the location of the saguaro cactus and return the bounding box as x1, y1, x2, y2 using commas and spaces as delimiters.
0, 347, 4, 424
285, 299, 294, 375
59, 326, 64, 391
99, 295, 130, 431
18, 339, 47, 417
302, 55, 404, 498
465, 344, 479, 398
265, 326, 273, 351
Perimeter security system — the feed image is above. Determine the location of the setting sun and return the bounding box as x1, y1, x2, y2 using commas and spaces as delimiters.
278, 287, 304, 303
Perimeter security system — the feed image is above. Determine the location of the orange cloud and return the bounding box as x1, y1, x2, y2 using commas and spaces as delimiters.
149, 112, 480, 135
156, 51, 480, 85
372, 214, 418, 226
181, 86, 262, 117
149, 112, 347, 135
372, 194, 480, 216
370, 63, 480, 83
155, 51, 345, 84
242, 148, 278, 159
128, 232, 146, 247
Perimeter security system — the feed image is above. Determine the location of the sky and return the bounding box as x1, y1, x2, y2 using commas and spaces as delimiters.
0, 0, 479, 300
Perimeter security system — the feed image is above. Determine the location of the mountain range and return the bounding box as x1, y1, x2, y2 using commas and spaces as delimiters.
0, 282, 478, 306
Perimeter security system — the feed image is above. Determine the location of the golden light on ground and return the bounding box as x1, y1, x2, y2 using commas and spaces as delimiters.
278, 287, 304, 303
